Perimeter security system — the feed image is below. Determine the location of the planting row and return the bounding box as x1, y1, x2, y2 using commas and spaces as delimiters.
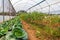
0, 15, 28, 40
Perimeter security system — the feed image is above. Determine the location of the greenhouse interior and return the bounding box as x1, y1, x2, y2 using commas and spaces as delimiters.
0, 0, 60, 40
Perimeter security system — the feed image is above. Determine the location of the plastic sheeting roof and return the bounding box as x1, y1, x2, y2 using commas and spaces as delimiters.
7, 0, 60, 14
0, 0, 16, 13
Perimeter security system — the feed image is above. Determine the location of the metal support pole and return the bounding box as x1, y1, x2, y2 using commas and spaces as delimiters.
48, 5, 50, 14
26, 0, 45, 11
9, 1, 11, 20
3, 0, 4, 22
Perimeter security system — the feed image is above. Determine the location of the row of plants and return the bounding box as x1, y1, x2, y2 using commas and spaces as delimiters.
20, 11, 60, 40
0, 15, 27, 40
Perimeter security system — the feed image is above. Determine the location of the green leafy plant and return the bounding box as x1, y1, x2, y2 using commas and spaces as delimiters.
0, 14, 28, 40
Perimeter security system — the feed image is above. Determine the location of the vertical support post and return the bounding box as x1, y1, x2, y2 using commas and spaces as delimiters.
9, 1, 11, 20
48, 5, 50, 14
3, 0, 4, 22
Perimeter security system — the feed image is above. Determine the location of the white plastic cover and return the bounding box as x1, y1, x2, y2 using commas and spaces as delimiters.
0, 0, 16, 13
11, 0, 60, 14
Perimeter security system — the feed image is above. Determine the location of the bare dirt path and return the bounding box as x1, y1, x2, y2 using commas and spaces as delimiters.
22, 21, 39, 40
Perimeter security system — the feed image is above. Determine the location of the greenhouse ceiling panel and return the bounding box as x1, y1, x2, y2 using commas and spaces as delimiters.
0, 0, 60, 14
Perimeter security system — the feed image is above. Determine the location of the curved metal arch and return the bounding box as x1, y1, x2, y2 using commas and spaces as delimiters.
35, 1, 60, 13
13, 0, 22, 5
13, 0, 39, 7
11, 0, 45, 12
26, 0, 45, 11
39, 1, 60, 9
13, 0, 38, 6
